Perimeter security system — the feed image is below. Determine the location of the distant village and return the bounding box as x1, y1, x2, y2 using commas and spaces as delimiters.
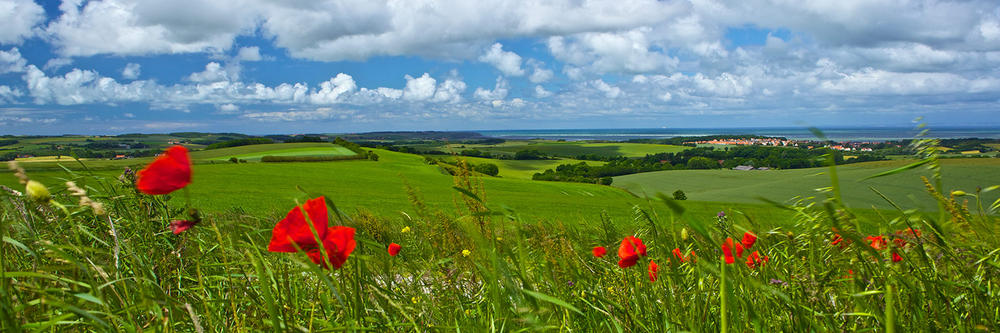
685, 137, 877, 152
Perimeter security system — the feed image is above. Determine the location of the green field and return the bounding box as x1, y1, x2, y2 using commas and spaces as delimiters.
209, 145, 356, 161
4, 141, 999, 331
433, 155, 605, 180
421, 140, 688, 158
4, 145, 803, 225
614, 158, 1000, 211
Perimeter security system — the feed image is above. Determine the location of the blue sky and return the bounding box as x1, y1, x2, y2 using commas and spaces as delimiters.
1, 0, 999, 135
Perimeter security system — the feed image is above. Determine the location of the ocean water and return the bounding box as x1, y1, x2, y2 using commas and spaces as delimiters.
478, 127, 1000, 142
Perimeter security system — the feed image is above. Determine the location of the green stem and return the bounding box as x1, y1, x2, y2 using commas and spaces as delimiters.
720, 260, 728, 333
886, 283, 895, 333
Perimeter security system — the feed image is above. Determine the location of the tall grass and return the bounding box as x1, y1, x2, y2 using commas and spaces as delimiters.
1, 146, 999, 331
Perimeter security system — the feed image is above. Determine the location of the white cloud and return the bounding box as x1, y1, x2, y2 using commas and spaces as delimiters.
310, 73, 357, 104
45, 0, 258, 57
122, 63, 141, 79
187, 62, 231, 82
0, 85, 23, 103
528, 63, 554, 83
0, 0, 45, 44
0, 48, 27, 74
474, 77, 509, 100
217, 103, 240, 113
817, 68, 1000, 95
236, 46, 263, 61
479, 43, 525, 76
402, 73, 436, 101
243, 107, 356, 121
589, 79, 622, 98
432, 78, 467, 103
534, 85, 552, 98
43, 58, 74, 72
548, 28, 679, 74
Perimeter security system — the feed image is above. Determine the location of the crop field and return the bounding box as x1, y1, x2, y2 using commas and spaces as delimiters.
432, 155, 605, 180
4, 141, 999, 331
614, 158, 1000, 211
209, 145, 357, 161
2, 148, 800, 225
421, 140, 689, 158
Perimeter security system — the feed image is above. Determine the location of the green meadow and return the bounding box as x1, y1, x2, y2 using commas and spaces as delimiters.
432, 155, 605, 180
3, 141, 1000, 331
614, 158, 1000, 211
2, 146, 798, 225
421, 140, 688, 158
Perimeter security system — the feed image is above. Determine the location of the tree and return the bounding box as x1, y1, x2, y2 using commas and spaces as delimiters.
473, 163, 499, 176
686, 156, 715, 169
672, 190, 687, 200
598, 177, 613, 185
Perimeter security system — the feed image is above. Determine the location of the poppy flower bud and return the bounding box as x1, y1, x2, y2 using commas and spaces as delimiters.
26, 180, 51, 203
950, 190, 966, 196
680, 228, 689, 240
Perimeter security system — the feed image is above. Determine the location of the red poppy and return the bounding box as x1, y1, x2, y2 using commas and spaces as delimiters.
672, 248, 685, 262
617, 236, 646, 268
169, 220, 197, 234
268, 197, 356, 269
593, 246, 607, 258
831, 234, 844, 246
891, 252, 902, 262
388, 243, 401, 256
722, 237, 736, 264
866, 235, 887, 250
689, 250, 697, 263
742, 231, 757, 249
745, 251, 766, 269
136, 145, 192, 195
648, 260, 659, 282
735, 242, 745, 258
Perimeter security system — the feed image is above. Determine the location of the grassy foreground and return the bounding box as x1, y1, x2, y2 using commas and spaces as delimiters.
2, 150, 999, 331
615, 158, 1000, 211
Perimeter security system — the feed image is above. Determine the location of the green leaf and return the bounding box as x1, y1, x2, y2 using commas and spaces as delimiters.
655, 193, 685, 216
522, 289, 583, 315
451, 186, 483, 203
861, 158, 932, 180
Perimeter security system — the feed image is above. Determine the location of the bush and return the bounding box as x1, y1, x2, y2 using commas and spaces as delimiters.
686, 156, 716, 169
673, 189, 687, 200
514, 149, 547, 160
598, 177, 613, 185
206, 138, 273, 149
260, 155, 361, 162
473, 163, 499, 176
228, 157, 239, 163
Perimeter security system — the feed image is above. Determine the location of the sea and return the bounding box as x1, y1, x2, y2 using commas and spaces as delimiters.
478, 127, 1000, 142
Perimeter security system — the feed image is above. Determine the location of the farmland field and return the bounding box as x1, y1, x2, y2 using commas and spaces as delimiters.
432, 155, 605, 179
614, 158, 1000, 211
419, 140, 689, 158
3, 140, 999, 331
208, 145, 357, 161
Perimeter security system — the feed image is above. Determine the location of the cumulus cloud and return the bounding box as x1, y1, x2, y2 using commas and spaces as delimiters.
45, 0, 258, 57
243, 107, 356, 121
310, 73, 357, 104
403, 73, 437, 101
479, 43, 525, 76
474, 77, 509, 100
236, 46, 264, 62
0, 0, 45, 44
0, 85, 23, 103
187, 62, 231, 83
122, 63, 141, 79
589, 80, 622, 99
534, 85, 553, 98
432, 78, 467, 103
0, 48, 27, 74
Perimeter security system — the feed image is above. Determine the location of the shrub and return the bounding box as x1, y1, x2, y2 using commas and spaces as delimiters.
473, 163, 499, 176
673, 189, 687, 200
686, 156, 716, 169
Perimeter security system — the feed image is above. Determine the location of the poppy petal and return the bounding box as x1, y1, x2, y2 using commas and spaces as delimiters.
136, 146, 192, 195
742, 231, 757, 249
169, 220, 197, 234
388, 243, 402, 256
648, 260, 659, 282
722, 237, 735, 264
592, 246, 607, 258
268, 197, 329, 253
321, 226, 356, 269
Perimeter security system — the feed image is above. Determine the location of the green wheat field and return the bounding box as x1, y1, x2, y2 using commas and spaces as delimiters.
1, 141, 999, 331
